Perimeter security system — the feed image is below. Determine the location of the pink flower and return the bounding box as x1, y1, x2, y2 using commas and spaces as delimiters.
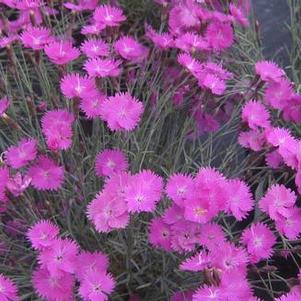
198, 73, 226, 95
229, 3, 249, 27
259, 184, 296, 220
275, 208, 301, 240
95, 149, 128, 177
177, 53, 202, 77
81, 38, 109, 58
264, 79, 294, 110
93, 4, 126, 28
5, 138, 37, 169
0, 35, 19, 49
241, 100, 270, 129
241, 223, 276, 263
283, 94, 301, 123
60, 73, 96, 99
149, 217, 172, 251
206, 21, 234, 50
64, 0, 97, 11
38, 238, 79, 276
266, 150, 283, 168
114, 36, 148, 62
255, 61, 285, 83
166, 173, 194, 207
125, 170, 163, 213
184, 197, 212, 224
180, 250, 211, 272
238, 130, 266, 151
0, 274, 19, 301
145, 24, 174, 50
6, 172, 31, 196
163, 204, 185, 225
87, 189, 129, 233
45, 40, 80, 65
266, 127, 296, 148
79, 91, 106, 119
27, 219, 59, 250
41, 109, 74, 150
0, 97, 10, 116
20, 26, 53, 50
28, 155, 64, 191
225, 179, 254, 220
84, 58, 122, 78
32, 268, 74, 301
75, 251, 109, 281
78, 271, 115, 301
100, 92, 144, 131
199, 223, 226, 250
81, 23, 105, 36
193, 286, 225, 301
175, 32, 209, 53
276, 292, 301, 301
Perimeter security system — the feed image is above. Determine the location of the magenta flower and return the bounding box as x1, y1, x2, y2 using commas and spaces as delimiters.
260, 184, 296, 220
241, 223, 276, 263
44, 40, 80, 65
32, 268, 75, 301
175, 32, 209, 53
229, 3, 249, 27
193, 286, 224, 301
38, 238, 79, 276
79, 270, 115, 301
255, 61, 285, 83
79, 91, 106, 119
242, 100, 270, 129
100, 92, 144, 131
0, 274, 19, 301
41, 109, 74, 150
20, 26, 53, 50
149, 217, 172, 251
75, 251, 109, 281
5, 138, 37, 169
84, 58, 122, 78
28, 155, 64, 191
266, 150, 283, 169
180, 251, 211, 272
275, 208, 301, 240
64, 0, 97, 11
198, 73, 226, 95
199, 223, 226, 250
145, 24, 174, 50
81, 38, 109, 58
184, 197, 212, 224
276, 293, 301, 301
0, 97, 10, 116
266, 127, 296, 147
163, 204, 185, 225
6, 172, 31, 197
125, 170, 163, 213
177, 53, 202, 77
81, 23, 105, 36
87, 190, 129, 233
60, 73, 96, 100
95, 149, 128, 177
93, 4, 126, 28
114, 36, 148, 62
27, 219, 59, 250
206, 21, 234, 50
225, 179, 254, 221
166, 173, 194, 207
0, 35, 19, 49
239, 130, 266, 151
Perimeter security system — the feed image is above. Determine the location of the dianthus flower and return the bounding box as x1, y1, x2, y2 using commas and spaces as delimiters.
283, 94, 301, 123
114, 36, 148, 62
44, 40, 80, 65
75, 251, 109, 281
5, 138, 37, 169
93, 4, 126, 28
199, 223, 226, 250
28, 155, 64, 191
193, 286, 225, 301
27, 220, 59, 250
177, 53, 202, 77
184, 197, 213, 224
79, 270, 115, 301
60, 73, 96, 99
276, 292, 301, 301
175, 32, 209, 53
87, 189, 129, 233
266, 150, 283, 169
79, 91, 106, 119
241, 100, 270, 129
225, 179, 254, 220
275, 208, 301, 240
20, 26, 53, 50
163, 204, 185, 225
41, 109, 74, 150
125, 170, 163, 213
206, 21, 234, 50
149, 217, 172, 251
180, 250, 211, 272
38, 238, 79, 277
198, 73, 226, 95
84, 58, 122, 78
80, 38, 109, 58
0, 274, 19, 301
165, 173, 194, 207
100, 92, 144, 131
0, 97, 10, 116
32, 268, 75, 301
0, 35, 19, 49
265, 127, 296, 148
241, 222, 276, 263
259, 184, 296, 220
229, 3, 249, 27
255, 61, 285, 83
145, 24, 174, 50
95, 149, 128, 177
6, 172, 31, 197
81, 23, 105, 35
64, 0, 97, 11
